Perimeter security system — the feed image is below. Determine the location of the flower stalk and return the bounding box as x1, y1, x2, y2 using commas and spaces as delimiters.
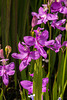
33, 57, 42, 100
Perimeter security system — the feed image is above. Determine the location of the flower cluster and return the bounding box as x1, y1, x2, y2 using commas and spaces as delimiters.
0, 48, 15, 86
12, 27, 55, 71
12, 27, 67, 71
0, 59, 15, 86
0, 0, 67, 99
51, 0, 67, 16
20, 73, 49, 100
20, 77, 49, 94
31, 0, 67, 31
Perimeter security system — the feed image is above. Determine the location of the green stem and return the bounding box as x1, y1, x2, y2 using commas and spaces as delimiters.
33, 57, 42, 100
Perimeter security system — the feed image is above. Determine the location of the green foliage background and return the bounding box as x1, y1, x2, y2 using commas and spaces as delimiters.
0, 0, 67, 100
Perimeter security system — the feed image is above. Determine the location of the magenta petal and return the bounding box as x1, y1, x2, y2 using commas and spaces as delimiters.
44, 40, 55, 46
36, 44, 47, 59
31, 12, 39, 18
51, 21, 56, 29
12, 53, 27, 60
18, 42, 28, 53
20, 80, 33, 90
62, 41, 67, 47
0, 49, 4, 58
31, 16, 38, 27
0, 59, 9, 62
30, 51, 40, 60
42, 87, 46, 92
7, 70, 15, 75
56, 19, 66, 25
38, 36, 46, 45
9, 62, 15, 69
18, 42, 26, 53
2, 74, 9, 86
37, 30, 49, 46
39, 47, 47, 59
35, 40, 47, 58
0, 66, 2, 69
59, 7, 67, 14
20, 80, 33, 95
51, 2, 62, 13
24, 36, 35, 46
28, 86, 33, 94
34, 27, 44, 34
29, 73, 34, 77
0, 71, 3, 76
37, 19, 43, 25
51, 19, 66, 31
47, 13, 58, 20
41, 30, 49, 39
56, 26, 66, 31
27, 56, 31, 64
5, 62, 15, 70
55, 49, 60, 53
19, 60, 28, 71
38, 7, 44, 15
43, 18, 48, 24
42, 78, 49, 87
55, 34, 62, 44
0, 66, 3, 76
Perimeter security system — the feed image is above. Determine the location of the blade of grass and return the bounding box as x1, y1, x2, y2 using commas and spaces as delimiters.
18, 0, 30, 41
10, 0, 18, 90
1, 0, 6, 50
57, 51, 64, 95
62, 48, 67, 99
60, 81, 67, 98
5, 0, 11, 45
53, 81, 57, 100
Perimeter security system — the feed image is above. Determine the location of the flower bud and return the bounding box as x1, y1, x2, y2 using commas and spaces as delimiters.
31, 31, 34, 37
65, 23, 67, 31
5, 45, 11, 57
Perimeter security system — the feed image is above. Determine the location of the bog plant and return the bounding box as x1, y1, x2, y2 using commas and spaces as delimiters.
0, 0, 67, 100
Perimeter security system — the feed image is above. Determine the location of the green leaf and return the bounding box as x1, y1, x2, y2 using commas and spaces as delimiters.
0, 89, 3, 100
33, 57, 42, 100
53, 81, 57, 100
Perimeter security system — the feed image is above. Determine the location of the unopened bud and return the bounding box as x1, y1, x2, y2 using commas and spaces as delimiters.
31, 31, 34, 37
5, 45, 11, 58
65, 23, 67, 31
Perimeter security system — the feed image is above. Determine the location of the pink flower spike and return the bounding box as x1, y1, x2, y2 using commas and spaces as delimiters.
0, 49, 4, 59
